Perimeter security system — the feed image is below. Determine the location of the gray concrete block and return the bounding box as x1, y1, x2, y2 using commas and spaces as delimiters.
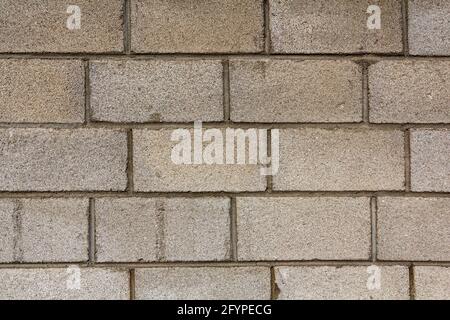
96, 197, 230, 262
131, 0, 264, 53
230, 60, 363, 123
135, 267, 270, 300
90, 60, 223, 122
237, 197, 371, 260
378, 197, 450, 261
0, 129, 128, 191
0, 59, 84, 123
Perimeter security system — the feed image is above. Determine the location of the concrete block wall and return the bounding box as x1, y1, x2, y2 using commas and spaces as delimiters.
0, 0, 449, 300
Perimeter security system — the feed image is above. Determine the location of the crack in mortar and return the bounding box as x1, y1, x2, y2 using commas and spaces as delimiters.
12, 200, 23, 262
155, 199, 166, 261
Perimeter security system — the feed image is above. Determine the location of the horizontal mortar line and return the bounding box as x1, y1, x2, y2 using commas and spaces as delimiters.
0, 191, 449, 199
0, 261, 449, 269
2, 52, 450, 60
1, 122, 450, 130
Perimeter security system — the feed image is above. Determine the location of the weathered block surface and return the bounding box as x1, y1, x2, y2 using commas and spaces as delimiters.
90, 60, 223, 123
135, 267, 270, 300
0, 60, 84, 123
414, 267, 450, 300
270, 0, 403, 53
230, 60, 363, 122
0, 268, 129, 300
409, 0, 450, 55
0, 0, 124, 53
274, 266, 410, 300
133, 129, 266, 192
237, 197, 371, 260
273, 129, 405, 191
96, 197, 230, 262
0, 198, 89, 263
0, 129, 128, 191
369, 61, 450, 123
131, 0, 264, 53
411, 130, 450, 192
377, 197, 450, 261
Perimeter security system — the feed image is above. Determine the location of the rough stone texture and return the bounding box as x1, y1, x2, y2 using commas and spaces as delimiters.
0, 0, 123, 53
133, 129, 267, 192
369, 61, 450, 123
96, 197, 230, 262
0, 198, 89, 263
409, 0, 450, 56
0, 268, 129, 300
237, 197, 371, 260
0, 59, 84, 123
0, 129, 127, 191
274, 266, 410, 300
377, 197, 450, 261
414, 267, 450, 300
135, 267, 270, 300
131, 0, 264, 53
411, 130, 450, 192
270, 0, 403, 54
90, 60, 223, 123
230, 60, 363, 123
273, 129, 405, 191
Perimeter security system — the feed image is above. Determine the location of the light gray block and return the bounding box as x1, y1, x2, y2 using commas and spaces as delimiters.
414, 267, 450, 300
378, 197, 450, 261
90, 60, 223, 123
133, 129, 267, 192
273, 129, 405, 191
96, 197, 230, 262
270, 0, 403, 53
131, 0, 264, 53
0, 268, 129, 300
275, 266, 410, 300
369, 61, 450, 123
0, 129, 128, 191
409, 0, 450, 55
0, 59, 84, 123
135, 267, 270, 300
0, 0, 123, 53
237, 197, 371, 260
0, 198, 89, 263
411, 130, 450, 192
230, 60, 363, 123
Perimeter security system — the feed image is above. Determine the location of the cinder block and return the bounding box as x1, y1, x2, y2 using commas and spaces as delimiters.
377, 197, 450, 261
273, 129, 405, 191
230, 60, 363, 123
369, 61, 450, 123
270, 0, 403, 53
0, 268, 129, 300
409, 0, 450, 55
0, 129, 128, 191
411, 130, 450, 192
414, 267, 450, 300
96, 197, 230, 262
237, 197, 371, 260
0, 59, 84, 123
0, 0, 123, 53
135, 267, 270, 300
131, 0, 264, 53
133, 129, 266, 192
90, 60, 223, 123
274, 266, 410, 300
0, 198, 89, 263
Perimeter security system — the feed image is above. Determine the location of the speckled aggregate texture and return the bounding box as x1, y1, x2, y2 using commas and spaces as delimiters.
0, 0, 449, 301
